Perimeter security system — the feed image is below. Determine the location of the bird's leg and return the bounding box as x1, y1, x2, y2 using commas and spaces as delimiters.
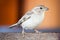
34, 29, 39, 34
22, 28, 25, 38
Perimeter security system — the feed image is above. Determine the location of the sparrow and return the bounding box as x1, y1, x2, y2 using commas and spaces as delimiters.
9, 5, 49, 37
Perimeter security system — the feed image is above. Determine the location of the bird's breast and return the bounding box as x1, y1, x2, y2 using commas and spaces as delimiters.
21, 14, 44, 29
31, 14, 44, 23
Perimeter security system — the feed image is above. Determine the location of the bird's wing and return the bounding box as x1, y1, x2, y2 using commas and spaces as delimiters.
9, 11, 33, 28
17, 11, 33, 24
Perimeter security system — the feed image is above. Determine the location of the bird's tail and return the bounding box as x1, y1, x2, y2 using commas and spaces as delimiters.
9, 23, 18, 28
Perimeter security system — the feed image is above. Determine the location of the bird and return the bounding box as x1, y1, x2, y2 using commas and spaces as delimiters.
9, 5, 49, 37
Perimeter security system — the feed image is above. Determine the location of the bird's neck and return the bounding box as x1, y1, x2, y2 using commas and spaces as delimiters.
32, 10, 37, 14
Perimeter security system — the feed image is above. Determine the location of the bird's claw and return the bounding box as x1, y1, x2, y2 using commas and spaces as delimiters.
34, 30, 40, 34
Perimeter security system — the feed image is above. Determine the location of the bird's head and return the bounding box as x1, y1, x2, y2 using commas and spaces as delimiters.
32, 5, 49, 14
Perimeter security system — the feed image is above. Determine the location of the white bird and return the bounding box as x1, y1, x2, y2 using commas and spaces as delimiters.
9, 5, 49, 37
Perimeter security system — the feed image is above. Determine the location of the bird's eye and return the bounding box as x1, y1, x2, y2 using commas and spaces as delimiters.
40, 7, 43, 9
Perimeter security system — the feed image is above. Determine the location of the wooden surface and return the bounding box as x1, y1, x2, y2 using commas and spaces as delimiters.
0, 33, 59, 40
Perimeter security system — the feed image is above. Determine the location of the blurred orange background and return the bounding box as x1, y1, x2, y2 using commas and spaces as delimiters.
0, 0, 60, 29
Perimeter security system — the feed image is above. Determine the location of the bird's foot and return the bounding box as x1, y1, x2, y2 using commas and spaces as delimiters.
22, 32, 25, 38
22, 34, 25, 38
22, 29, 25, 38
34, 29, 40, 34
